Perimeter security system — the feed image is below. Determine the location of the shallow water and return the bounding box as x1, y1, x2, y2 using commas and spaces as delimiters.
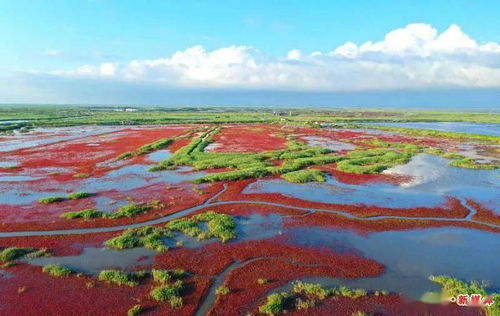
0, 161, 18, 168
147, 149, 172, 162
93, 196, 129, 214
0, 120, 29, 124
0, 175, 41, 182
79, 165, 206, 192
303, 136, 356, 151
0, 162, 206, 206
282, 226, 500, 300
0, 126, 121, 152
364, 122, 500, 136
245, 154, 500, 209
26, 247, 157, 275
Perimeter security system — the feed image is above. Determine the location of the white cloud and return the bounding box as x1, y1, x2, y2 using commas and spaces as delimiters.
43, 49, 60, 57
53, 23, 500, 91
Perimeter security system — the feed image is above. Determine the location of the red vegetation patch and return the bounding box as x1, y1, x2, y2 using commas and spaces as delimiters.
207, 124, 287, 152
155, 239, 384, 282
208, 255, 381, 315
467, 199, 500, 225
169, 137, 192, 152
0, 232, 115, 256
0, 181, 223, 231
284, 211, 500, 234
0, 264, 210, 316
217, 179, 472, 220
1, 126, 191, 176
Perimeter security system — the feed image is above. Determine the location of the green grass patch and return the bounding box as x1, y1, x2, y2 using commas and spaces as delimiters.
67, 191, 91, 200
127, 305, 143, 316
61, 201, 159, 221
259, 292, 292, 315
104, 226, 173, 252
336, 149, 412, 174
152, 269, 186, 284
259, 281, 385, 315
150, 280, 184, 307
0, 247, 34, 262
38, 196, 65, 204
167, 211, 236, 242
117, 138, 174, 160
24, 247, 51, 259
429, 275, 499, 316
281, 169, 326, 183
111, 203, 151, 218
98, 269, 142, 287
61, 208, 105, 219
42, 264, 72, 277
216, 286, 230, 296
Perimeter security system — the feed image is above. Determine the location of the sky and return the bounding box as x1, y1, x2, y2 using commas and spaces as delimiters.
1, 0, 500, 109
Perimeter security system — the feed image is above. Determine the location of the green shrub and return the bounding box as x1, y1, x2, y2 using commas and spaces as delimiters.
281, 169, 326, 183
67, 191, 91, 200
38, 196, 65, 204
152, 269, 172, 284
42, 264, 72, 277
61, 208, 105, 219
167, 218, 203, 237
295, 298, 316, 310
292, 281, 329, 299
216, 286, 230, 296
0, 247, 34, 262
98, 269, 138, 287
259, 292, 291, 315
104, 226, 171, 252
127, 305, 143, 316
150, 280, 184, 307
117, 138, 174, 160
24, 248, 51, 259
111, 203, 150, 218
167, 211, 236, 242
257, 278, 269, 285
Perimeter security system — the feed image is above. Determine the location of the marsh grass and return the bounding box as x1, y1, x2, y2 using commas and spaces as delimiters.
429, 275, 499, 316
215, 286, 230, 296
117, 138, 173, 160
281, 169, 326, 183
150, 280, 184, 307
259, 292, 292, 315
38, 196, 65, 204
98, 269, 142, 287
42, 264, 72, 277
104, 226, 172, 252
167, 211, 236, 242
259, 281, 385, 315
61, 201, 158, 221
0, 247, 34, 262
67, 191, 91, 200
61, 208, 104, 219
24, 247, 51, 259
127, 305, 143, 316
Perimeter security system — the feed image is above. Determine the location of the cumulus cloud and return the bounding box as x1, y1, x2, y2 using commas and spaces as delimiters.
52, 23, 500, 91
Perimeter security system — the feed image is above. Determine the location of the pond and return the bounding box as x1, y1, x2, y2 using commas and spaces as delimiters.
363, 122, 500, 136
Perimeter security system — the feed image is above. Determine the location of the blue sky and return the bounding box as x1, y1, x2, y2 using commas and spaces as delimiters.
1, 0, 500, 108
